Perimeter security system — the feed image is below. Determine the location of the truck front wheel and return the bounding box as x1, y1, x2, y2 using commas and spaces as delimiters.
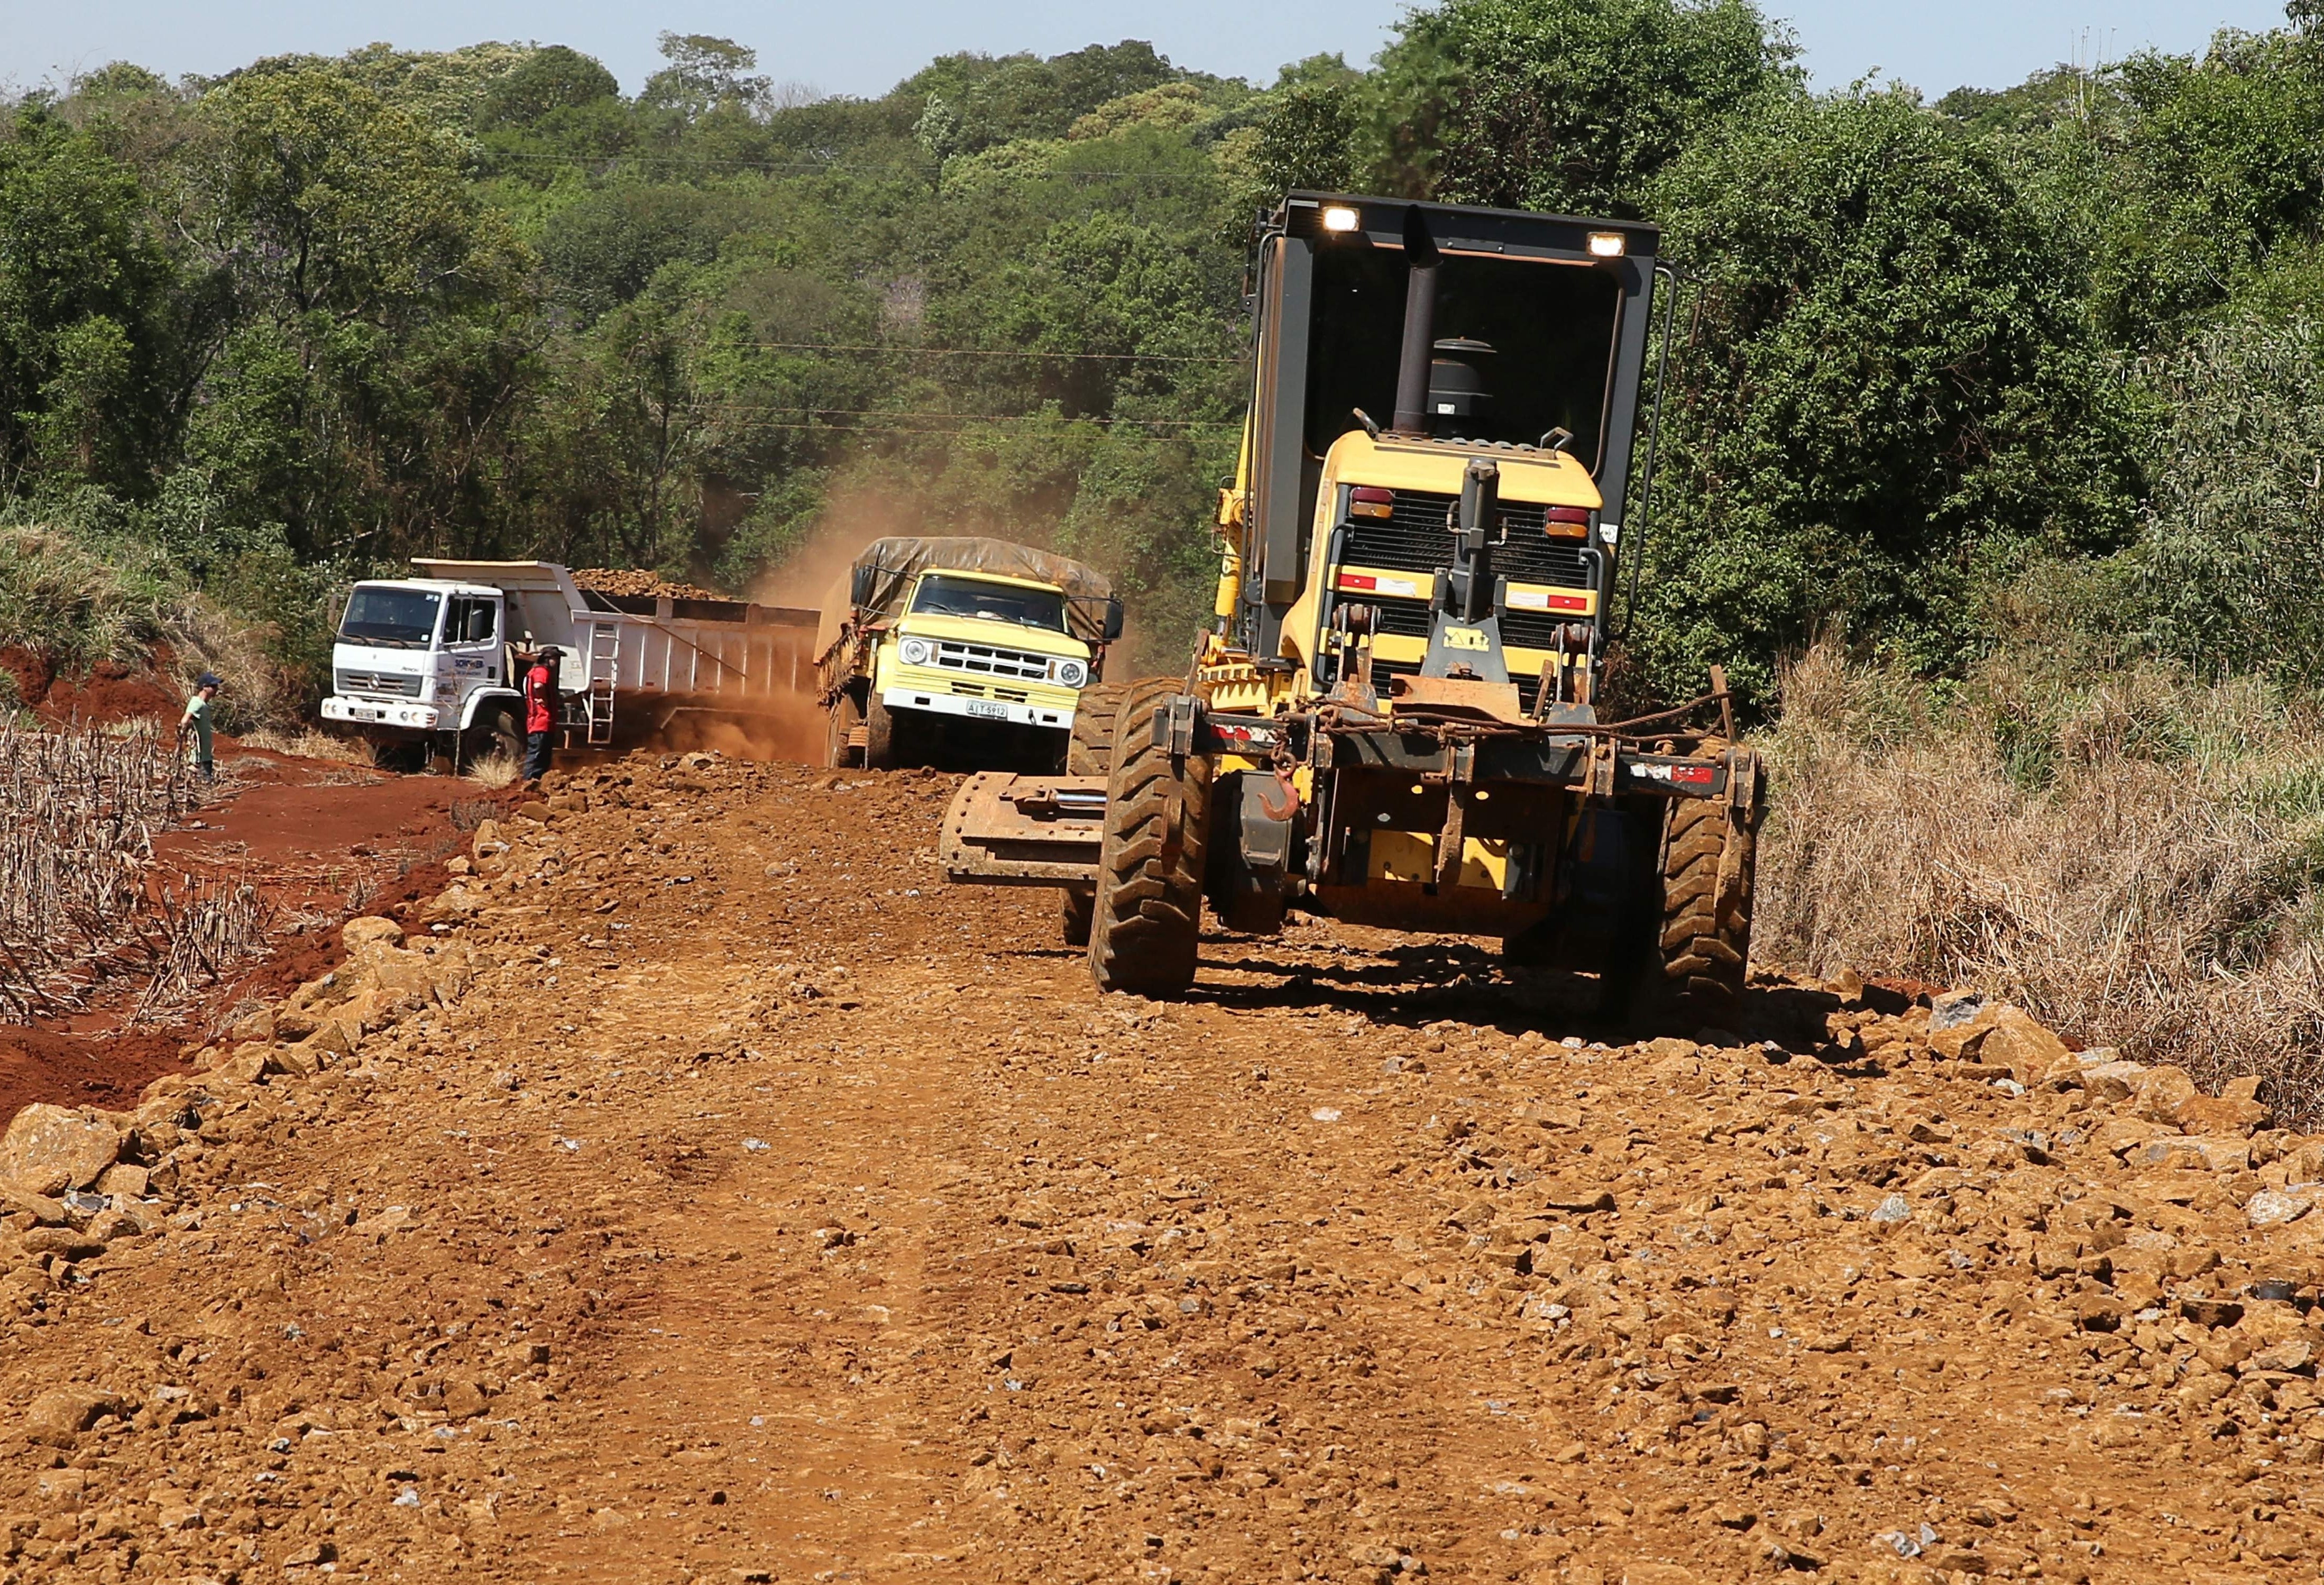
1058, 682, 1126, 947
863, 694, 908, 771
1088, 680, 1210, 998
1646, 765, 1761, 1030
467, 704, 521, 775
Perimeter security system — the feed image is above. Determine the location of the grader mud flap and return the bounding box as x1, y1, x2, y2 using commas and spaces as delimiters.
941, 773, 1108, 886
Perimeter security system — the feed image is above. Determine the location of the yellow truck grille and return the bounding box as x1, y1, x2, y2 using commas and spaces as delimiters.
948, 682, 1031, 703
934, 640, 1051, 682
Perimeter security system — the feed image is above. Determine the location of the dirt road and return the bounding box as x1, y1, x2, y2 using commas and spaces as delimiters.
4, 752, 2323, 1583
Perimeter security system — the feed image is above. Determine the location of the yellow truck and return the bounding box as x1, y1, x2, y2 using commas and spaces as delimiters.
815, 536, 1122, 770
942, 193, 1764, 1027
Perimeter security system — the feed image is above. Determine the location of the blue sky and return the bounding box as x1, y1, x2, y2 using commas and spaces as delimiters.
1, 1, 2296, 100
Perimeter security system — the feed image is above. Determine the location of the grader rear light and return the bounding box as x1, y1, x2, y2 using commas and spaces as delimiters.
1587, 231, 1627, 258
1322, 205, 1362, 233
1349, 487, 1394, 520
1545, 506, 1591, 526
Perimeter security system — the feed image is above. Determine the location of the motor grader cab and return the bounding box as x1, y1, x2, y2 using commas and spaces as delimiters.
942, 193, 1763, 1022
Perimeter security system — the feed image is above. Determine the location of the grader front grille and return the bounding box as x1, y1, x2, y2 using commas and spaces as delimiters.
1340, 493, 1591, 591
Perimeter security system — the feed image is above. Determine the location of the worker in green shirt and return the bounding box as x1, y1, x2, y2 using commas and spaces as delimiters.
179, 672, 222, 782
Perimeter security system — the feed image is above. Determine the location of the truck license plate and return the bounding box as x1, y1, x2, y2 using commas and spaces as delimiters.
966, 699, 1007, 720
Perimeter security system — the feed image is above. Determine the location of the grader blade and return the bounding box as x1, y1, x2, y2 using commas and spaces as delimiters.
940, 773, 1107, 886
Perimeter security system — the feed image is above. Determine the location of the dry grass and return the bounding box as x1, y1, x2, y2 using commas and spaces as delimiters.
160, 589, 301, 735
462, 752, 521, 789
236, 725, 367, 764
1757, 640, 2324, 1123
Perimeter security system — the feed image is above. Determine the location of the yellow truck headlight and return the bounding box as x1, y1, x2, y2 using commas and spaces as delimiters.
899, 637, 933, 666
1053, 659, 1088, 688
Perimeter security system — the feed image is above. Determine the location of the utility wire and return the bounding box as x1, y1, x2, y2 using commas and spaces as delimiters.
477, 148, 1223, 182
647, 417, 1236, 437
708, 339, 1240, 364
684, 402, 1237, 427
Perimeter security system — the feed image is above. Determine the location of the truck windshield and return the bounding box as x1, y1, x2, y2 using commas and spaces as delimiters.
910, 575, 1067, 632
339, 587, 442, 648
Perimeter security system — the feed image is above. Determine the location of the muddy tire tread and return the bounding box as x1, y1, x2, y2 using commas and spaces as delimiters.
1649, 757, 1759, 1027
1059, 683, 1127, 947
1087, 679, 1208, 997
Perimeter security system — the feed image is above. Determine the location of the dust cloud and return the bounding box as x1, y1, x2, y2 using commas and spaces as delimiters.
745, 485, 929, 613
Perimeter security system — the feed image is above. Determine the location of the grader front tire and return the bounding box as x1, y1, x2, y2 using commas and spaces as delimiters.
1087, 680, 1210, 998
1058, 682, 1126, 948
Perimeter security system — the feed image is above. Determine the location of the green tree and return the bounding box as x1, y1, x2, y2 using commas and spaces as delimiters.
186, 62, 532, 550
1234, 56, 1365, 207
1373, 0, 1797, 213
1629, 87, 2141, 702
2138, 314, 2324, 682
477, 45, 620, 130
640, 34, 771, 121
0, 104, 180, 493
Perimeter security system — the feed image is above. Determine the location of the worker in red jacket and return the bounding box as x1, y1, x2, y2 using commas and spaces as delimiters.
522, 647, 563, 789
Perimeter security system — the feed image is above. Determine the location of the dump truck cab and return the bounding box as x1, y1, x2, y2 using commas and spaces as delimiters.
819, 537, 1122, 771
874, 568, 1094, 737
324, 576, 518, 749
943, 193, 1764, 1025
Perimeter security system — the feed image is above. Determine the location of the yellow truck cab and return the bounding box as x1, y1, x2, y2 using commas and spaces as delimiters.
817, 537, 1121, 771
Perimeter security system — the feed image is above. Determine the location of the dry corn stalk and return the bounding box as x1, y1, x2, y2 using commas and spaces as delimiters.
0, 721, 273, 1022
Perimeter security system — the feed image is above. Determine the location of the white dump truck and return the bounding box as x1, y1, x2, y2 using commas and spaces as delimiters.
322, 560, 817, 769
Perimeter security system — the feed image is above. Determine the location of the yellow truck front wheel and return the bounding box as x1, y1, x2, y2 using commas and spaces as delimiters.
865, 694, 906, 770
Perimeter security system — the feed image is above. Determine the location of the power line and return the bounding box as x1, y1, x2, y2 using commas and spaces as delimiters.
706, 339, 1240, 364
648, 416, 1237, 437
684, 402, 1238, 427
478, 148, 1225, 184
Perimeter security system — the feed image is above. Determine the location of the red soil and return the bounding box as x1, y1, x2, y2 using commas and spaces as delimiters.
9, 734, 519, 1120
1, 646, 177, 726
0, 1027, 189, 1125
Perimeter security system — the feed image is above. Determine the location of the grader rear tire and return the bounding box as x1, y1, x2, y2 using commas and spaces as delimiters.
1648, 760, 1760, 1029
1087, 679, 1210, 998
1058, 682, 1126, 948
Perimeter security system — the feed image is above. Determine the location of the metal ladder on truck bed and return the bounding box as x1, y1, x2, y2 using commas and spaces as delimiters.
585, 621, 619, 746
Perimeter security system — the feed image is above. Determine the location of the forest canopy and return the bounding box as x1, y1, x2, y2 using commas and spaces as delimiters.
7, 4, 2324, 700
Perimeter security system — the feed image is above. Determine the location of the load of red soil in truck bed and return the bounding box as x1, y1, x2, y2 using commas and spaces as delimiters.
570, 568, 727, 602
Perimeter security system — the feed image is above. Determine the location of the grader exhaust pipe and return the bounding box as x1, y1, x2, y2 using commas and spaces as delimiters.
1390, 208, 1442, 436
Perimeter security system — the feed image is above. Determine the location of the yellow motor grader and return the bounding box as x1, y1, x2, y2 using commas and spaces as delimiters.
941, 192, 1762, 1022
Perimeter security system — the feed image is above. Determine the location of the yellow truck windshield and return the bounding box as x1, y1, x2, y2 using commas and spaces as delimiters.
910, 574, 1067, 633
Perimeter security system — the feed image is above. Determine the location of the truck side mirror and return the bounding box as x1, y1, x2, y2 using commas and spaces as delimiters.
1102, 596, 1125, 643
850, 564, 877, 608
